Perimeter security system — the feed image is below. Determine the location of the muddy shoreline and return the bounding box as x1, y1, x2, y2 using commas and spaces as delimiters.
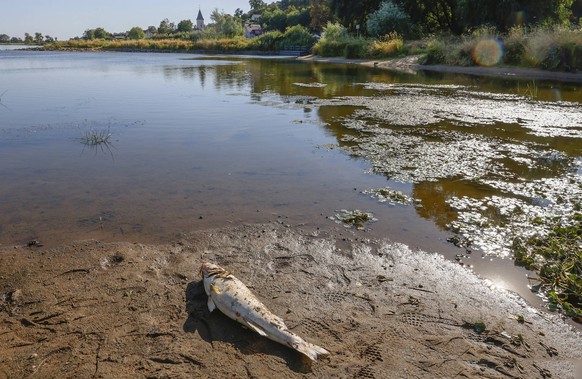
299, 54, 582, 83
1, 223, 581, 378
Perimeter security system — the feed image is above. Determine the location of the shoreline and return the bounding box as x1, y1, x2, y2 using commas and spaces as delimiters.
12, 45, 582, 83
1, 223, 581, 378
299, 54, 582, 83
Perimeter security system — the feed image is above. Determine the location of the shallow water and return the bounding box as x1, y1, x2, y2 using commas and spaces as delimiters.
0, 50, 580, 308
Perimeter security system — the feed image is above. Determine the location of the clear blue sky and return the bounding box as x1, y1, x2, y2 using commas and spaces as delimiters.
0, 0, 249, 40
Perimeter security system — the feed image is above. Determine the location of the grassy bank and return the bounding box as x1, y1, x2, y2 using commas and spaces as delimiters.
311, 24, 582, 72
423, 26, 582, 71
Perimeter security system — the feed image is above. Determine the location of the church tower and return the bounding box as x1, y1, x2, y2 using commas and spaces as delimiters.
196, 9, 205, 30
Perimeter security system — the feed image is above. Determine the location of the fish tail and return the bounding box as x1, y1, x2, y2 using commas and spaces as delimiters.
294, 340, 329, 361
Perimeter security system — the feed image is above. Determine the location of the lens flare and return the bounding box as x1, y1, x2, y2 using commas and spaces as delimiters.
473, 39, 504, 66
552, 88, 562, 102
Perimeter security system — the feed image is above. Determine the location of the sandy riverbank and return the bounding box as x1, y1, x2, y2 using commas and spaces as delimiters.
299, 54, 582, 83
1, 223, 580, 378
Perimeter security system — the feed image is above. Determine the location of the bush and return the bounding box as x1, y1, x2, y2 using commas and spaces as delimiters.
280, 25, 315, 48
368, 32, 405, 58
313, 22, 369, 58
249, 30, 283, 50
366, 1, 412, 37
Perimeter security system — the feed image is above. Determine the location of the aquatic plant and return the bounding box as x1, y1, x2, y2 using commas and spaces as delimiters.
362, 187, 415, 205
79, 128, 112, 146
79, 127, 115, 158
513, 214, 582, 319
332, 209, 377, 230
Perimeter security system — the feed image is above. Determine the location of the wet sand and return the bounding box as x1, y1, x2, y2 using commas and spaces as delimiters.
1, 223, 580, 378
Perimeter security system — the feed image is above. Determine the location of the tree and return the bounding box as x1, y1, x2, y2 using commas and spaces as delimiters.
249, 0, 267, 12
24, 33, 33, 44
128, 27, 145, 39
147, 26, 157, 36
44, 35, 55, 43
177, 19, 194, 32
310, 0, 333, 33
210, 9, 244, 37
234, 8, 244, 18
286, 7, 311, 28
84, 29, 96, 40
0, 34, 10, 43
158, 18, 175, 34
34, 32, 43, 44
329, 0, 382, 32
94, 27, 111, 39
262, 8, 288, 31
366, 1, 411, 36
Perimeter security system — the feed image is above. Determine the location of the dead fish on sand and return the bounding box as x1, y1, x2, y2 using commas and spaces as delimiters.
200, 262, 329, 361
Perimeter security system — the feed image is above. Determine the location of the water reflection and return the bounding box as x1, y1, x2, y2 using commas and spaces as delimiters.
0, 53, 580, 263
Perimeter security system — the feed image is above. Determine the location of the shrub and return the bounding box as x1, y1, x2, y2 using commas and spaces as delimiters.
312, 22, 369, 58
368, 32, 405, 58
280, 25, 315, 48
366, 1, 412, 37
249, 30, 283, 50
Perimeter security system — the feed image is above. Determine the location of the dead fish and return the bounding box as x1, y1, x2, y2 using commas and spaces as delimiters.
200, 262, 329, 361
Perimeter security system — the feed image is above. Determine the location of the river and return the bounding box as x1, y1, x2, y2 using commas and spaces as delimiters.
0, 49, 580, 312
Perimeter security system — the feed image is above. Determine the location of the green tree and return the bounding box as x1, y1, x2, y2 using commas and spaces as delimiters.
366, 1, 411, 36
210, 9, 244, 37
262, 8, 288, 31
394, 0, 461, 34
329, 0, 382, 32
84, 29, 96, 40
310, 0, 333, 33
177, 19, 194, 32
286, 7, 311, 28
44, 35, 55, 43
0, 34, 10, 43
158, 18, 175, 34
249, 0, 267, 12
34, 32, 43, 44
128, 27, 145, 39
94, 27, 111, 39
280, 24, 315, 47
24, 33, 33, 44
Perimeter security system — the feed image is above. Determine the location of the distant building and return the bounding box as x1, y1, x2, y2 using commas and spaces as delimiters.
112, 32, 127, 40
244, 23, 262, 38
145, 27, 156, 39
196, 9, 205, 30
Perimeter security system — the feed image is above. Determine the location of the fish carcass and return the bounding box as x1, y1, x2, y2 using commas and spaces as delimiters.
200, 262, 329, 361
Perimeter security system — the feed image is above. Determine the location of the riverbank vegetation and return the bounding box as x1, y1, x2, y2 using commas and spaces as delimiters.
514, 214, 582, 319
7, 0, 578, 71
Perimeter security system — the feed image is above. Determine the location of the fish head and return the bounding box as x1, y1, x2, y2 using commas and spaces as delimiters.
200, 262, 226, 279
200, 262, 227, 296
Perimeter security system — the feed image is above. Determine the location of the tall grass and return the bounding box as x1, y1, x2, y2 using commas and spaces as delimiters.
313, 23, 405, 59
422, 26, 582, 71
46, 27, 315, 53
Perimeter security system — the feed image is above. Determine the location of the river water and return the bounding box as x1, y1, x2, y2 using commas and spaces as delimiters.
1, 49, 580, 308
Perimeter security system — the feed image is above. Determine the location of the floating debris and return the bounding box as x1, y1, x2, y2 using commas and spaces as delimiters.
293, 82, 327, 88
331, 209, 377, 230
362, 187, 417, 205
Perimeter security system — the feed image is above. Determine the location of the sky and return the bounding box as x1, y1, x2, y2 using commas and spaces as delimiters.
0, 0, 249, 40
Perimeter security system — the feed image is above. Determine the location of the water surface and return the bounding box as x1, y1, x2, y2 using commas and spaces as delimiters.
1, 50, 581, 307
